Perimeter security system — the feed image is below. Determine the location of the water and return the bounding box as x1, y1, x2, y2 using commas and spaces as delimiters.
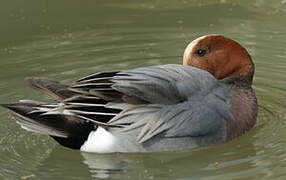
0, 0, 286, 179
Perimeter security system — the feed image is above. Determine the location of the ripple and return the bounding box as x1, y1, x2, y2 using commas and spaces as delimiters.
1, 1, 286, 179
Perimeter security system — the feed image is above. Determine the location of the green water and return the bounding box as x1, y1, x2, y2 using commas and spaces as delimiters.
1, 0, 286, 179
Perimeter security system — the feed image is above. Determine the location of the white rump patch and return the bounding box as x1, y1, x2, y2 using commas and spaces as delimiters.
80, 127, 116, 153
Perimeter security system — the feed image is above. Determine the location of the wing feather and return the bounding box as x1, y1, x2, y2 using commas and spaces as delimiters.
6, 65, 231, 144
68, 64, 231, 143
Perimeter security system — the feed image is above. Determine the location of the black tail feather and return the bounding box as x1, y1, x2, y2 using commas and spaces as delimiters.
1, 102, 96, 149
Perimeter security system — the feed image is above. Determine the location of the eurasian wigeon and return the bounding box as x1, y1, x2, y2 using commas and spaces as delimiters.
1, 35, 257, 153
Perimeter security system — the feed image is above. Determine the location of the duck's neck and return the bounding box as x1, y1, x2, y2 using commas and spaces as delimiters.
224, 83, 257, 141
220, 73, 254, 89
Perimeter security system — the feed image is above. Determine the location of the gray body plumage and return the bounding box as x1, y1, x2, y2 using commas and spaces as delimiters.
2, 64, 236, 152
104, 65, 232, 152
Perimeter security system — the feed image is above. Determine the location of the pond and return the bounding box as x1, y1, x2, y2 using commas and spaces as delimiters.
0, 0, 286, 179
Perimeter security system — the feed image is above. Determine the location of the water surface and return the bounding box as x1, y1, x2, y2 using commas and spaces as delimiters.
1, 0, 286, 179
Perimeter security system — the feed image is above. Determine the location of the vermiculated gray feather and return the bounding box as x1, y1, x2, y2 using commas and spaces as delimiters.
103, 65, 232, 143
2, 64, 234, 147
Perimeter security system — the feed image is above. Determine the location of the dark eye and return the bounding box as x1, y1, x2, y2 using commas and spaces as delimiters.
196, 49, 207, 57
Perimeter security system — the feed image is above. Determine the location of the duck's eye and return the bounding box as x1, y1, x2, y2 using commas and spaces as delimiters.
196, 49, 207, 57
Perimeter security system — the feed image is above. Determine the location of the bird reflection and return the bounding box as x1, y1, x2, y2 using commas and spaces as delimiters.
80, 133, 258, 179
81, 152, 129, 179
23, 129, 259, 179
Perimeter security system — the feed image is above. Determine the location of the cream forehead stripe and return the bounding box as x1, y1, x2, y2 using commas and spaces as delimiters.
183, 35, 207, 60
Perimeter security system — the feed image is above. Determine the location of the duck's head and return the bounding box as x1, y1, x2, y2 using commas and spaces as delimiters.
183, 35, 254, 85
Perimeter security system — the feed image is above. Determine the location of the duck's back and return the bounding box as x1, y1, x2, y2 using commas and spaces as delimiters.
2, 65, 254, 153
79, 65, 234, 153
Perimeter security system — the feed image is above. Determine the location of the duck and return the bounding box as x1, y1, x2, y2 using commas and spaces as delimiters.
1, 35, 257, 153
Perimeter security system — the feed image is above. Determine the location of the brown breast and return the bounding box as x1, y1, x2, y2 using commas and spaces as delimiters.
225, 87, 258, 140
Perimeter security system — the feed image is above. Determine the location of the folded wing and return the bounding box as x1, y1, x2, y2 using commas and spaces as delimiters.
71, 64, 233, 143
2, 64, 232, 146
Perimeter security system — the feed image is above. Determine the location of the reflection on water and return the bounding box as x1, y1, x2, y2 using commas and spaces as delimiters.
82, 153, 128, 179
81, 138, 259, 180
1, 0, 286, 179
